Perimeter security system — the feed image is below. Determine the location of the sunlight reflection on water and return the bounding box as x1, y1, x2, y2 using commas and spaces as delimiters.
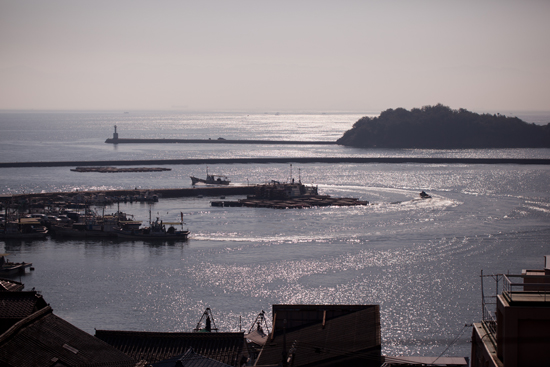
2, 112, 550, 357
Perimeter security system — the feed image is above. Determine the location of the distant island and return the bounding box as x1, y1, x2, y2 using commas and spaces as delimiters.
337, 104, 550, 149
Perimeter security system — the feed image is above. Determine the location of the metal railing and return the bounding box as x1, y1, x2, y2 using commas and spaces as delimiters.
479, 271, 550, 349
480, 271, 502, 346
502, 274, 550, 303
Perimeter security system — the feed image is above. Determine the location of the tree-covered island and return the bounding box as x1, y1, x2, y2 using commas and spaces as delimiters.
337, 104, 550, 149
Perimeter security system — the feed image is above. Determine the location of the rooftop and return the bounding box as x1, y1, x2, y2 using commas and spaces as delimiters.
0, 306, 136, 367
256, 304, 381, 367
0, 278, 24, 292
95, 330, 247, 365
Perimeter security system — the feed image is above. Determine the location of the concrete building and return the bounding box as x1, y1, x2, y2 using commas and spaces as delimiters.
471, 255, 550, 367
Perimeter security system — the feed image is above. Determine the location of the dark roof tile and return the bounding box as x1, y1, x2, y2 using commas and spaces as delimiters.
96, 330, 247, 365
0, 279, 24, 292
0, 306, 137, 367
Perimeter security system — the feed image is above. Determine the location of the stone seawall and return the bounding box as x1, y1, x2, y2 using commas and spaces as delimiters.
1, 157, 549, 168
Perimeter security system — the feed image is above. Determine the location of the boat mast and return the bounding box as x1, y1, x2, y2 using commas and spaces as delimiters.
289, 164, 293, 183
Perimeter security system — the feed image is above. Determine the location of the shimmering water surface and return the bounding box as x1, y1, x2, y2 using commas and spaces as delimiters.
1, 111, 549, 358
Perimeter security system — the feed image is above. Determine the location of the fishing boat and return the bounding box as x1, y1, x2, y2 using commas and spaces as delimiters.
0, 256, 32, 276
116, 211, 189, 241
52, 211, 134, 238
190, 168, 230, 185
0, 218, 48, 239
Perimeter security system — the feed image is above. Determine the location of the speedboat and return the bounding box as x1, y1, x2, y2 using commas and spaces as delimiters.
420, 191, 432, 199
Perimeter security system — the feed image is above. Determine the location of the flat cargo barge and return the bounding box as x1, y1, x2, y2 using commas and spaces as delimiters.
71, 166, 171, 173
212, 196, 368, 209
212, 181, 368, 209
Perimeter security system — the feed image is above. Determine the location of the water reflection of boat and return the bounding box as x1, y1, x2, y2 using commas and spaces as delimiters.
190, 168, 230, 185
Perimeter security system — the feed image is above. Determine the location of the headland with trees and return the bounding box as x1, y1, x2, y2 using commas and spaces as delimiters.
337, 104, 550, 149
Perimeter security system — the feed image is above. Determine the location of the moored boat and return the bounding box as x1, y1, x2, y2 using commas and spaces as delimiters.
0, 256, 32, 276
115, 217, 189, 240
51, 211, 134, 238
0, 218, 48, 239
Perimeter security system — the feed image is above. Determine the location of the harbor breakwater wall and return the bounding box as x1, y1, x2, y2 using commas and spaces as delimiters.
105, 138, 337, 145
1, 157, 550, 168
1, 186, 256, 203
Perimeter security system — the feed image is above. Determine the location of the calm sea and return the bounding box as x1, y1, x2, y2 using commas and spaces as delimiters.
1, 111, 550, 358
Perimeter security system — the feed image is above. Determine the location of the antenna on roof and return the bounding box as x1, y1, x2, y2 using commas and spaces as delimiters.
193, 307, 218, 332
247, 310, 270, 335
244, 310, 271, 346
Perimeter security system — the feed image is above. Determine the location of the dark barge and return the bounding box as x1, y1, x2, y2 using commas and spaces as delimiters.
211, 181, 368, 209
71, 167, 171, 173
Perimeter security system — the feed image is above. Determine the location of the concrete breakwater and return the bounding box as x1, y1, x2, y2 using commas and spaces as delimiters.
105, 138, 338, 145
1, 157, 550, 168
0, 186, 255, 204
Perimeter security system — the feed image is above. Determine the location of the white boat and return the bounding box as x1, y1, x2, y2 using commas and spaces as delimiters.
190, 168, 230, 185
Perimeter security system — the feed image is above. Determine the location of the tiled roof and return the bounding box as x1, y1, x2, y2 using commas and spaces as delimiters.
152, 347, 235, 367
96, 330, 247, 366
256, 305, 381, 367
0, 278, 24, 292
0, 306, 137, 367
0, 291, 48, 334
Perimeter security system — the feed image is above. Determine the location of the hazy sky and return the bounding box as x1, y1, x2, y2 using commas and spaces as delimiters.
1, 1, 549, 112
